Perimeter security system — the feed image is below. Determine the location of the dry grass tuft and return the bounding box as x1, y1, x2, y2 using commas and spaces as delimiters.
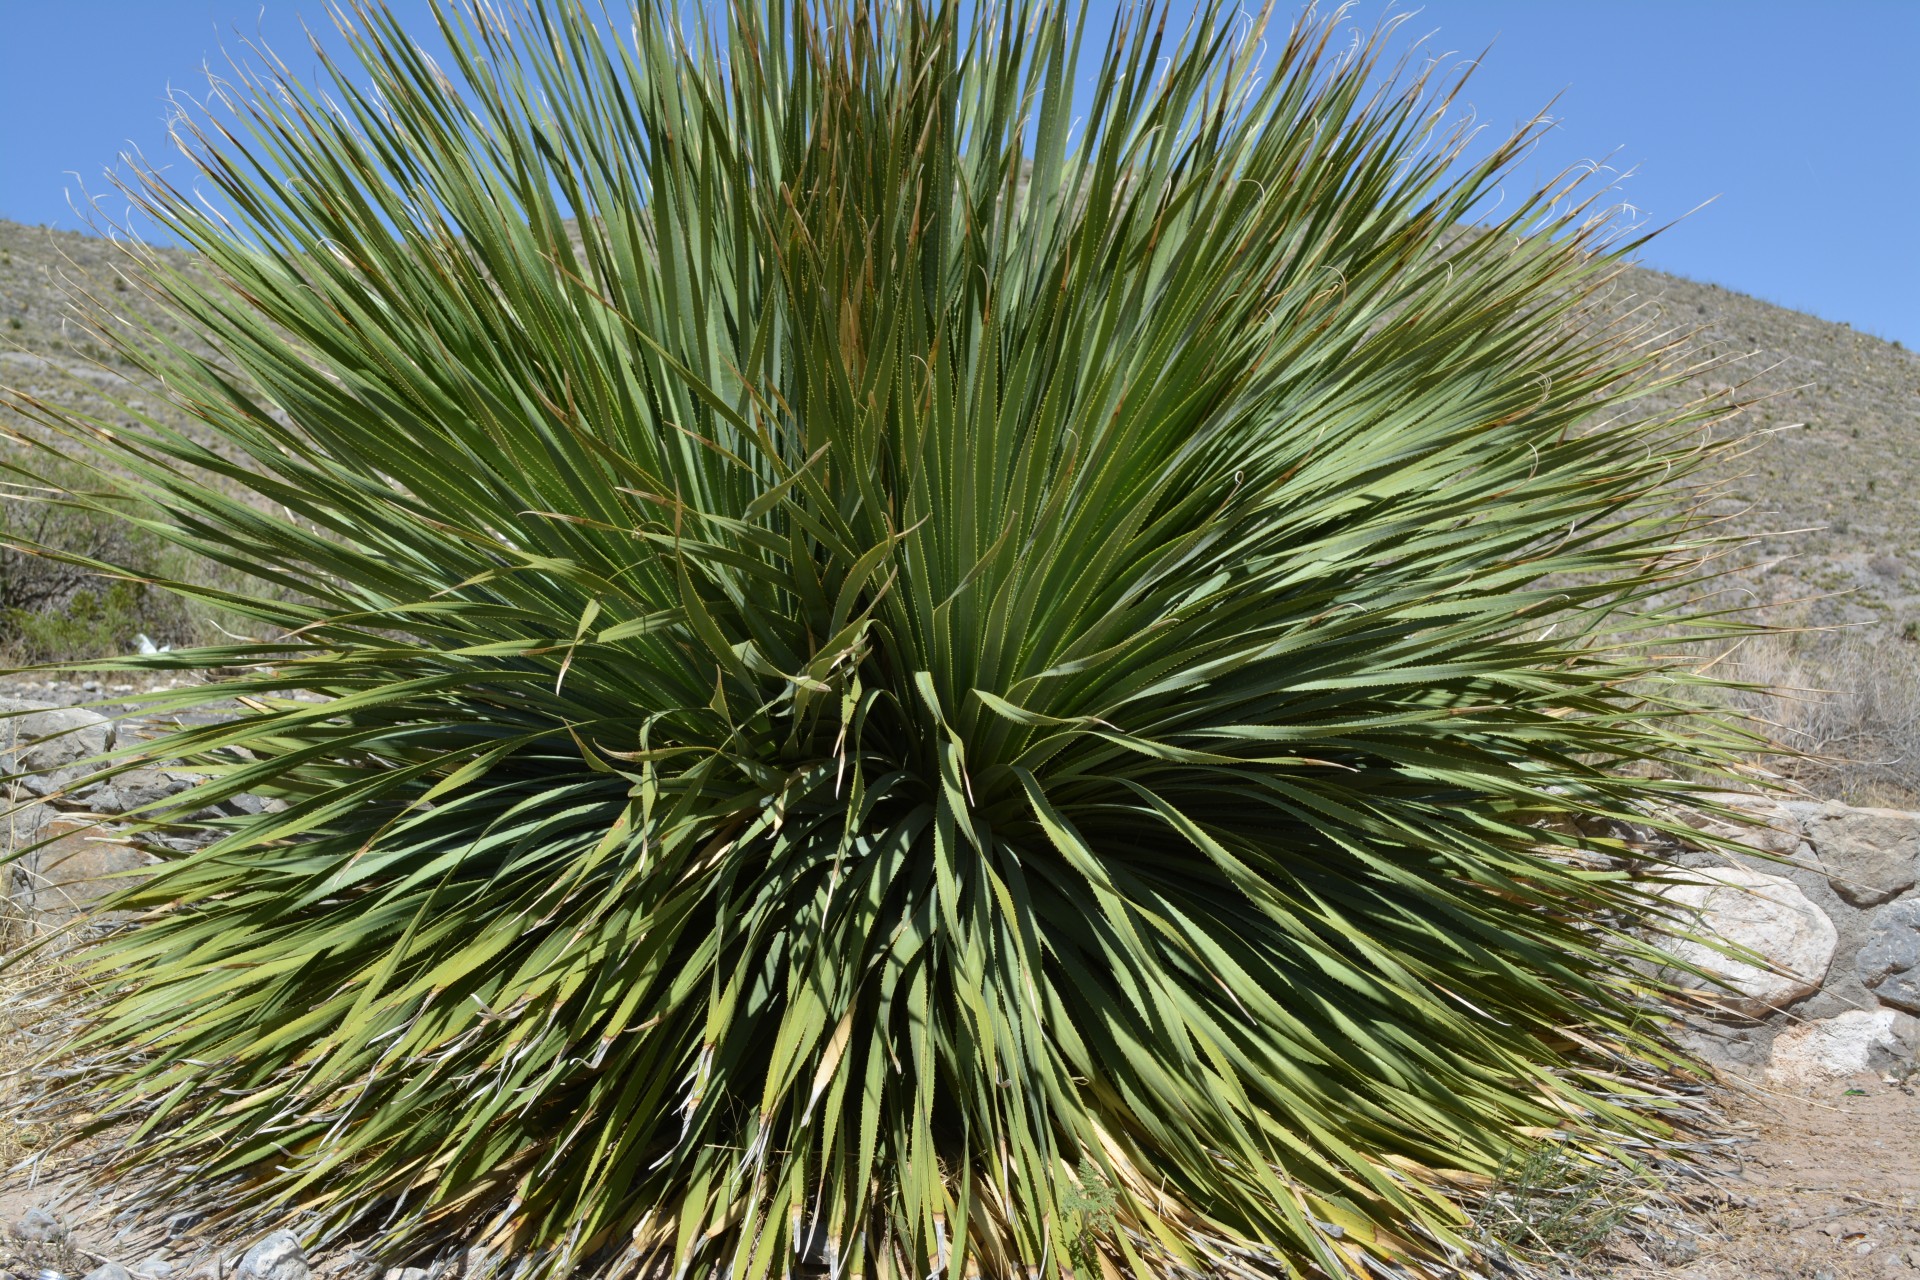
1710, 627, 1920, 807
0, 811, 92, 1173
0, 936, 81, 1170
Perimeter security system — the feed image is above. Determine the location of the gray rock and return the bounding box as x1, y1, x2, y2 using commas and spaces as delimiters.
382, 1269, 431, 1280
1859, 899, 1920, 1014
4, 799, 54, 869
8, 817, 155, 923
85, 1265, 135, 1280
236, 1233, 310, 1280
10, 1207, 68, 1244
80, 768, 200, 816
0, 698, 115, 781
17, 771, 62, 797
1804, 802, 1920, 907
135, 1257, 176, 1280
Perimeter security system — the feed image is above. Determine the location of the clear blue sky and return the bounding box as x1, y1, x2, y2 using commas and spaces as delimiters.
3, 1, 1916, 346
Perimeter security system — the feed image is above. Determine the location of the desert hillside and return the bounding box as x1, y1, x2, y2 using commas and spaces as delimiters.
1612, 264, 1920, 627
4, 215, 1917, 795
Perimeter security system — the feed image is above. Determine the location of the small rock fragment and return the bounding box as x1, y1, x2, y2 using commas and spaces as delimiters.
236, 1232, 311, 1280
85, 1265, 134, 1280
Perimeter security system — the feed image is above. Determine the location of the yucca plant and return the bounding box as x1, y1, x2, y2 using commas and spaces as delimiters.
3, 0, 1757, 1276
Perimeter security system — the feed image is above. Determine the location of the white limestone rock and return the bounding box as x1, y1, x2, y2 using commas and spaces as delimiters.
1767, 1008, 1920, 1085
1652, 867, 1836, 1018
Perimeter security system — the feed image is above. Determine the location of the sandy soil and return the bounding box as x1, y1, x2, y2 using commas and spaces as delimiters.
1596, 1073, 1920, 1279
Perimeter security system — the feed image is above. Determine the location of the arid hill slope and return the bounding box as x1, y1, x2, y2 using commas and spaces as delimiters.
3, 216, 1917, 791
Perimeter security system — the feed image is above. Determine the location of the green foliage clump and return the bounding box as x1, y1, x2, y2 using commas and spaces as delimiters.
1062, 1159, 1122, 1276
0, 453, 191, 663
7, 1, 1757, 1277
3, 579, 175, 665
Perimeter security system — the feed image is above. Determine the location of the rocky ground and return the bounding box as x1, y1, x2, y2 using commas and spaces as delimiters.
1, 1045, 1915, 1280
1592, 1073, 1920, 1279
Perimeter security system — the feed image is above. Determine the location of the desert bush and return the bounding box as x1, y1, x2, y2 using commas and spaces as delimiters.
1710, 626, 1920, 806
1471, 1142, 1661, 1267
0, 451, 192, 663
5, 1, 1759, 1278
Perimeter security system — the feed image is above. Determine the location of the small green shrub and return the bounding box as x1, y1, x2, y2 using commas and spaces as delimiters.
3, 582, 175, 666
1061, 1159, 1121, 1275
0, 453, 193, 663
1473, 1143, 1660, 1266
